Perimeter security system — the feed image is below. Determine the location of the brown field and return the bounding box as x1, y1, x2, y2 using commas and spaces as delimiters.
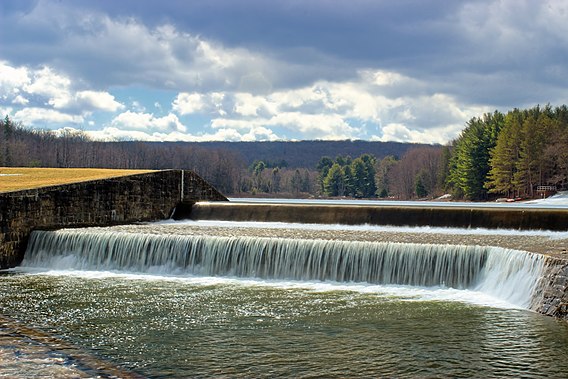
0, 168, 155, 193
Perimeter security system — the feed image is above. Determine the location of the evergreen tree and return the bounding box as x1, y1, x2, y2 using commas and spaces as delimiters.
316, 156, 334, 192
436, 146, 451, 194
447, 111, 503, 200
514, 109, 552, 197
343, 164, 354, 197
360, 154, 377, 197
323, 163, 345, 196
415, 174, 427, 198
3, 115, 13, 166
375, 155, 397, 197
486, 110, 523, 197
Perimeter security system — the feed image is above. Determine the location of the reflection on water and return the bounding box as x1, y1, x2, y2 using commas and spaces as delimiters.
1, 272, 568, 378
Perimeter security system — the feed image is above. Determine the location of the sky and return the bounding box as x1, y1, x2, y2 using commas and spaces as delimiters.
1, 0, 567, 144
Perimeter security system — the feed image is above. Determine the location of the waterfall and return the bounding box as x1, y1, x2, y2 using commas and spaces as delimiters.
23, 229, 545, 307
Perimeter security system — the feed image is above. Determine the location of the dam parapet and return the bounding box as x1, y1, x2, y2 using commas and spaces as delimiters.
183, 202, 568, 231
0, 170, 226, 269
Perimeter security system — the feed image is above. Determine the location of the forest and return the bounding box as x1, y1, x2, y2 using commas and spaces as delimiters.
1, 104, 567, 200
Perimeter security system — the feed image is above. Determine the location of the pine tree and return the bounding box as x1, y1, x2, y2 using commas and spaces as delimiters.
486, 110, 523, 197
447, 111, 503, 200
323, 163, 345, 196
514, 109, 553, 197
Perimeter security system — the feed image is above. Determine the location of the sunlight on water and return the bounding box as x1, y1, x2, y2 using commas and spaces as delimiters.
19, 267, 521, 309
3, 220, 567, 377
1, 271, 568, 378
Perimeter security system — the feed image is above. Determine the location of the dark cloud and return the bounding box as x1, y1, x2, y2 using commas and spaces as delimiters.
2, 0, 568, 142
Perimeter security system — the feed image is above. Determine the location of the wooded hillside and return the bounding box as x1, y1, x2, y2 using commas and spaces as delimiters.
0, 116, 424, 196
178, 140, 427, 168
2, 104, 566, 200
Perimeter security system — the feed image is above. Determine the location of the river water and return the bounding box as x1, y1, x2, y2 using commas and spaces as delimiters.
2, 218, 568, 378
2, 270, 568, 378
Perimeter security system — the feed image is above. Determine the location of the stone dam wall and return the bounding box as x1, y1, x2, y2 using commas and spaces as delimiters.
534, 257, 568, 321
0, 170, 226, 269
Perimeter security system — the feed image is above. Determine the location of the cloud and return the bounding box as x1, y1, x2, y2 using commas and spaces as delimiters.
172, 93, 205, 115
12, 95, 29, 105
84, 124, 279, 142
110, 111, 186, 132
24, 66, 71, 108
168, 69, 490, 142
1, 1, 356, 95
1, 61, 123, 112
2, 0, 568, 144
14, 107, 84, 125
0, 61, 30, 99
74, 91, 124, 112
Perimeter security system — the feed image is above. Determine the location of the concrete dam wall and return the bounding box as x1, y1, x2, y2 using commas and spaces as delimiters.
183, 202, 568, 231
0, 170, 226, 269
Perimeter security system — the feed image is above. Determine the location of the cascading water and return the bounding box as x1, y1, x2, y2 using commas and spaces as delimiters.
23, 228, 545, 308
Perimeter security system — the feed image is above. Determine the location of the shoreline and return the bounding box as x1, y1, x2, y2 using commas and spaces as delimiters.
0, 314, 145, 378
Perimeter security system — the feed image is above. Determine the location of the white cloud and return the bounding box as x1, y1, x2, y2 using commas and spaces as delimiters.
14, 107, 83, 125
5, 2, 538, 144
173, 91, 228, 116
1, 58, 488, 143
361, 69, 408, 87
0, 61, 30, 99
111, 111, 186, 132
172, 93, 205, 114
1, 61, 123, 117
75, 91, 124, 112
86, 127, 161, 142
85, 125, 279, 142
233, 93, 262, 116
12, 95, 29, 105
24, 66, 72, 108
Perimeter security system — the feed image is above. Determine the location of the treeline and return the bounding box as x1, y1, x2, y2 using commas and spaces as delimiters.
183, 140, 423, 168
0, 116, 244, 194
2, 104, 567, 200
446, 105, 568, 200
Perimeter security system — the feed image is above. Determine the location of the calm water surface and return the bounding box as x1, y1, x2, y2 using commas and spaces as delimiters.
2, 271, 568, 378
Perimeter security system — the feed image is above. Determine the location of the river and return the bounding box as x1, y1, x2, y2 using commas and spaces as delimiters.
2, 215, 568, 378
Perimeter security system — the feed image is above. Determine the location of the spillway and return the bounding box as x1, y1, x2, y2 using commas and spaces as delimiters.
180, 201, 568, 231
22, 228, 545, 308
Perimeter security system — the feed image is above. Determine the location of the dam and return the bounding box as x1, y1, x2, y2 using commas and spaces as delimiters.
2, 172, 568, 377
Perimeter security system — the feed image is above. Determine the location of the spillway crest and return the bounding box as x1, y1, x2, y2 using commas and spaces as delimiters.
23, 229, 545, 308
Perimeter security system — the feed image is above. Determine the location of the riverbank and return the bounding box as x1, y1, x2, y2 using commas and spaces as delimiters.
0, 315, 145, 378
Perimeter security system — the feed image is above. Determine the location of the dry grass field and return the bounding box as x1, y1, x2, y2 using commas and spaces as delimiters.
0, 168, 155, 193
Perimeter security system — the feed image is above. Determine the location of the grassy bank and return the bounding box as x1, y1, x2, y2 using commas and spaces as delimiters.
0, 168, 155, 193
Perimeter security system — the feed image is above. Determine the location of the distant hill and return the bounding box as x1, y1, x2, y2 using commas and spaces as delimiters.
173, 140, 436, 168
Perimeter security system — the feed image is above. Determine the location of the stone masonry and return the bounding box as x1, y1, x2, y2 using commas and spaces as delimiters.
0, 170, 226, 268
533, 257, 568, 320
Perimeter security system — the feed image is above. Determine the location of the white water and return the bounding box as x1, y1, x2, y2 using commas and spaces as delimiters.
229, 193, 568, 208
162, 219, 568, 239
22, 228, 545, 309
